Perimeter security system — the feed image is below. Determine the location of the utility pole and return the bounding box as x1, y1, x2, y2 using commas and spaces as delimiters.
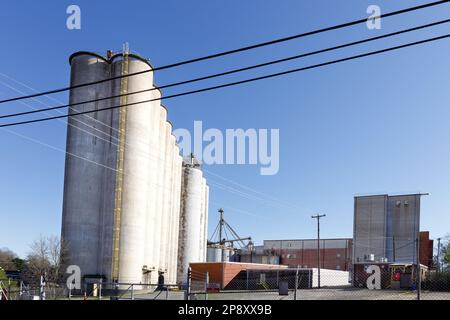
437, 238, 441, 272
312, 214, 326, 289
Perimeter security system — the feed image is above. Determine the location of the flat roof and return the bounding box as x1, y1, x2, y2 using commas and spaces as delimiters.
264, 238, 352, 242
354, 193, 429, 198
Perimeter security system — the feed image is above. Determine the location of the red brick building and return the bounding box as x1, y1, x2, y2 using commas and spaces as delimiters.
419, 231, 434, 268
190, 262, 287, 289
263, 238, 353, 271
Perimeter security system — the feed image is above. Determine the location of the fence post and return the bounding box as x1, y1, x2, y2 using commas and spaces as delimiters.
131, 284, 134, 300
39, 274, 46, 301
294, 265, 299, 301
205, 272, 209, 300
277, 270, 279, 287
246, 269, 249, 290
185, 267, 191, 301
416, 237, 421, 301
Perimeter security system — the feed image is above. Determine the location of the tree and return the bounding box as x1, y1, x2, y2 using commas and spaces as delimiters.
11, 258, 26, 271
22, 236, 67, 286
444, 243, 450, 264
0, 248, 18, 270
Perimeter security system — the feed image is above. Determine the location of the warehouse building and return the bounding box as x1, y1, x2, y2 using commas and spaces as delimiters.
352, 194, 433, 288
353, 194, 432, 266
235, 239, 352, 271
61, 49, 209, 286
263, 239, 353, 271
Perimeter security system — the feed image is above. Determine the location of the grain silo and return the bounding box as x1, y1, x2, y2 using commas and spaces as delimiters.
142, 86, 162, 284
61, 52, 113, 279
177, 156, 209, 284
61, 48, 202, 286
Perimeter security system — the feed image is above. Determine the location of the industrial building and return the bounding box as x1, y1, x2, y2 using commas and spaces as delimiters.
190, 262, 350, 290
190, 262, 287, 290
353, 194, 432, 266
237, 239, 353, 271
61, 49, 209, 286
352, 194, 433, 288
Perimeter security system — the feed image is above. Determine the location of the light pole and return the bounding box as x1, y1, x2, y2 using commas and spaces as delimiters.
312, 214, 326, 289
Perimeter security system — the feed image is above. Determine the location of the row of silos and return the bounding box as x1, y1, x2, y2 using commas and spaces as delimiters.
61, 50, 207, 286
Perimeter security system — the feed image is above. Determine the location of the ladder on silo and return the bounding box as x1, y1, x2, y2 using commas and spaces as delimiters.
111, 43, 130, 282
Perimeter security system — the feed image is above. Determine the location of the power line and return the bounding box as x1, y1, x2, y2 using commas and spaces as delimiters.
2, 18, 448, 121
205, 169, 303, 211
0, 80, 124, 149
207, 179, 300, 214
1, 75, 310, 214
2, 122, 303, 219
0, 78, 300, 216
0, 72, 120, 135
1, 33, 448, 128
0, 0, 447, 104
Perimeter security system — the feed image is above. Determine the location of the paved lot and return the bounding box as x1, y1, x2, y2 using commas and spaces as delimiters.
123, 287, 450, 300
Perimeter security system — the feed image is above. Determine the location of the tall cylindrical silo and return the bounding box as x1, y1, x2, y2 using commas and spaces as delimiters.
143, 86, 162, 283
165, 134, 178, 284
200, 182, 209, 261
152, 105, 168, 279
204, 185, 210, 261
159, 122, 174, 278
112, 54, 154, 284
62, 49, 194, 286
177, 162, 204, 284
198, 178, 206, 261
165, 137, 176, 284
169, 152, 182, 284
61, 52, 113, 278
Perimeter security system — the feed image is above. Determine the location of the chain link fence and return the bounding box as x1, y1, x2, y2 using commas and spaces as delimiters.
186, 266, 450, 300
2, 266, 450, 300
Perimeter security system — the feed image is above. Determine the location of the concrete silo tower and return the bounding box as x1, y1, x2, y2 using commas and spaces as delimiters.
177, 155, 209, 284
61, 47, 186, 286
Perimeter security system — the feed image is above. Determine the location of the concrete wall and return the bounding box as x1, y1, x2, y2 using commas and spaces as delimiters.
311, 268, 350, 287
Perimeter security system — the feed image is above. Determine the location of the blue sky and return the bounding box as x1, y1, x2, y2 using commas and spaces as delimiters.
0, 0, 449, 257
